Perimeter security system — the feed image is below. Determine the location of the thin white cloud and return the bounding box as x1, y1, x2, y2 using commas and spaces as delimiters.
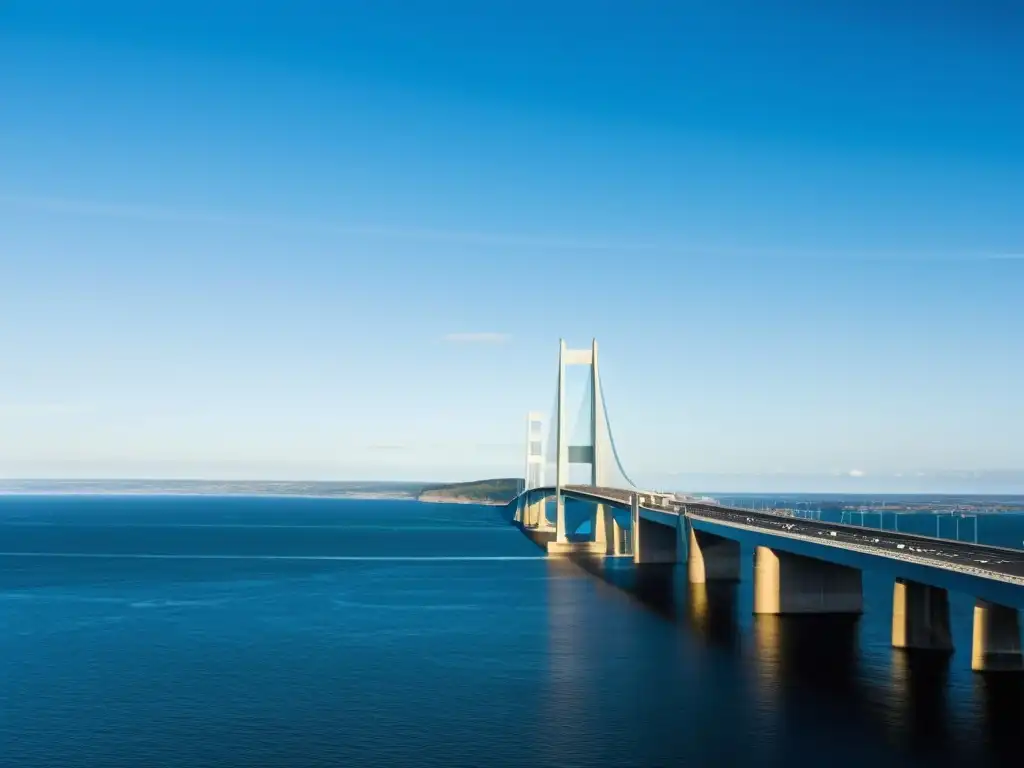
0, 194, 229, 224
0, 193, 653, 252
0, 403, 94, 416
847, 469, 866, 478
365, 440, 517, 453
441, 332, 511, 344
3, 192, 1018, 260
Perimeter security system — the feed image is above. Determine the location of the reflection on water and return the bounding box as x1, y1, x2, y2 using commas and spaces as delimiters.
974, 674, 1024, 762
7, 497, 1022, 768
627, 563, 677, 618
752, 613, 868, 761
546, 559, 590, 688
544, 559, 592, 766
888, 650, 953, 757
755, 614, 862, 693
560, 552, 1024, 768
687, 581, 739, 650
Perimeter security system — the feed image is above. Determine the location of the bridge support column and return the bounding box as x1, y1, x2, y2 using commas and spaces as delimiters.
613, 517, 626, 555
891, 579, 952, 651
522, 495, 547, 529
593, 503, 609, 546
593, 503, 625, 555
687, 527, 740, 583
633, 516, 680, 564
971, 600, 1023, 672
538, 497, 553, 530
554, 494, 567, 541
753, 546, 862, 614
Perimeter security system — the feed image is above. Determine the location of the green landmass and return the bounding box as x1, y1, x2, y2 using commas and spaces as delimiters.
416, 478, 521, 505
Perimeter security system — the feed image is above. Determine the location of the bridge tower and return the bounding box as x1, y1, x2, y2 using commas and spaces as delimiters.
554, 338, 609, 543
524, 411, 545, 490
518, 411, 548, 528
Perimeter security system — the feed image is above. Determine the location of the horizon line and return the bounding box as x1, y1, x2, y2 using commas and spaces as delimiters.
2, 477, 1023, 498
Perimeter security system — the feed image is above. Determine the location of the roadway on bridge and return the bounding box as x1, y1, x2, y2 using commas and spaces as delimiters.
687, 504, 1024, 583
559, 485, 670, 508
524, 484, 1024, 583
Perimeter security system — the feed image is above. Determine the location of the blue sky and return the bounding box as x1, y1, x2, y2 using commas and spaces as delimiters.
1, 1, 1022, 491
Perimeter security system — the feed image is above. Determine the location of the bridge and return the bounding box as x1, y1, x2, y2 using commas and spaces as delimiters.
510, 339, 1024, 673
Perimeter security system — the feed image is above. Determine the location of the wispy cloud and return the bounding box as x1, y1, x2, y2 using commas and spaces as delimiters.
364, 440, 517, 453
4, 192, 1019, 260
441, 332, 511, 344
0, 403, 95, 417
0, 193, 653, 252
0, 194, 229, 225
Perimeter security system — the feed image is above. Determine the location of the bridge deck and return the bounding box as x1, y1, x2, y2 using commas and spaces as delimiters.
686, 503, 1024, 583
564, 485, 641, 505
520, 484, 1024, 586
530, 484, 671, 509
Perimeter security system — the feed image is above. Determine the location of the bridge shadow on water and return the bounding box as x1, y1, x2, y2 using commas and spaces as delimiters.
972, 672, 1024, 763
556, 553, 1024, 768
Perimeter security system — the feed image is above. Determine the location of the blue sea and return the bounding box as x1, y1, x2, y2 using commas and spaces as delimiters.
2, 496, 1022, 767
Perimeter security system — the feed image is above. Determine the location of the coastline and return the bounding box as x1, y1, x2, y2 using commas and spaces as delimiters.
0, 477, 521, 507
0, 490, 507, 505
417, 496, 506, 507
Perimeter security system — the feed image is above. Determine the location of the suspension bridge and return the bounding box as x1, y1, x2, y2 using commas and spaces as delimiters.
509, 339, 1024, 673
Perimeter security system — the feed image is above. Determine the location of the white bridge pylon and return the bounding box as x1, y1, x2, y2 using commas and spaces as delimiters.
524, 411, 544, 490
522, 338, 634, 545
554, 339, 604, 542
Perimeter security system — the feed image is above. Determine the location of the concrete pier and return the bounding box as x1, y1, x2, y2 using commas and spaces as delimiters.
687, 527, 741, 583
523, 496, 550, 530
971, 600, 1023, 672
554, 493, 567, 542
545, 498, 612, 556
633, 515, 680, 564
891, 579, 953, 651
547, 540, 608, 556
594, 503, 624, 555
609, 516, 627, 555
521, 526, 556, 551
753, 546, 862, 615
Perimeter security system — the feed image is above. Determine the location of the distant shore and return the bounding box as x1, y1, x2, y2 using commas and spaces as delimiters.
0, 489, 408, 500
0, 478, 520, 507
417, 496, 505, 507
0, 489, 506, 506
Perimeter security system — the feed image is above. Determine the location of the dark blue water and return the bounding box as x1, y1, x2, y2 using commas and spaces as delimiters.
2, 496, 1022, 767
